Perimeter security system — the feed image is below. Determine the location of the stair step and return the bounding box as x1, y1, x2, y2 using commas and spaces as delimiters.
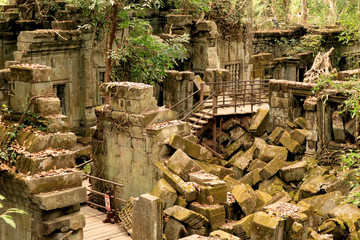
198, 110, 214, 117
190, 130, 197, 135
190, 124, 203, 130
188, 117, 208, 125
194, 112, 213, 120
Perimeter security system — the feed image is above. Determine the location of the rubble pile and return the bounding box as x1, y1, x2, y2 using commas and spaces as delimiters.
142, 106, 360, 240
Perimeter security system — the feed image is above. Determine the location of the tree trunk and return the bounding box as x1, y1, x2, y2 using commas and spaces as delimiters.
328, 0, 336, 23
105, 3, 119, 83
301, 0, 307, 25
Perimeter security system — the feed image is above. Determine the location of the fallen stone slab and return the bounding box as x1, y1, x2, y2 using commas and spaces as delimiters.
327, 204, 360, 234
42, 212, 85, 236
167, 149, 203, 181
151, 178, 178, 209
258, 176, 287, 196
294, 117, 306, 129
164, 206, 209, 229
251, 211, 285, 240
248, 106, 269, 136
156, 162, 197, 202
258, 144, 287, 163
195, 160, 237, 180
290, 129, 308, 145
232, 184, 258, 215
223, 176, 241, 191
222, 118, 241, 131
279, 161, 307, 182
209, 230, 241, 240
164, 217, 189, 240
268, 127, 285, 145
298, 191, 342, 221
248, 159, 267, 171
188, 171, 223, 186
223, 132, 251, 158
197, 184, 227, 205
233, 213, 254, 238
189, 203, 225, 231
233, 146, 255, 176
254, 190, 272, 210
169, 134, 213, 161
230, 127, 246, 141
259, 154, 288, 180
279, 131, 301, 154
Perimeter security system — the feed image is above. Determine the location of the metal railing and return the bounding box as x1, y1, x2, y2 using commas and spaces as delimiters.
83, 174, 127, 223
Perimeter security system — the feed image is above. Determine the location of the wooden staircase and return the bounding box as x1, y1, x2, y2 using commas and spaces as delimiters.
187, 110, 214, 136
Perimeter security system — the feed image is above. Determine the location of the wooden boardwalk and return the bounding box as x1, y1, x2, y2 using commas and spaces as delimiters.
82, 205, 132, 240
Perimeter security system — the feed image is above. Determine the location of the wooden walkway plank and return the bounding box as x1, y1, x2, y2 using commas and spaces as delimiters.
81, 205, 131, 240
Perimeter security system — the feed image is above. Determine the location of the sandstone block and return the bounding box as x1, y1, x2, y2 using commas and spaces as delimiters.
169, 134, 212, 161
279, 161, 307, 182
209, 230, 241, 240
10, 65, 52, 83
230, 127, 246, 141
164, 206, 209, 229
31, 187, 86, 211
151, 178, 178, 209
133, 194, 163, 240
294, 117, 306, 129
233, 214, 254, 238
156, 162, 197, 202
164, 218, 188, 240
268, 127, 285, 145
197, 184, 227, 205
332, 112, 346, 142
290, 129, 308, 145
42, 212, 85, 235
232, 184, 257, 215
35, 97, 61, 116
126, 97, 157, 114
189, 203, 225, 230
248, 106, 269, 136
258, 177, 286, 196
280, 131, 301, 154
250, 212, 285, 240
260, 154, 287, 180
101, 82, 154, 100
167, 149, 203, 182
188, 171, 223, 186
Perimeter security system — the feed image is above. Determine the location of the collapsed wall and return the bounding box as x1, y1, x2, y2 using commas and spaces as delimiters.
0, 64, 86, 240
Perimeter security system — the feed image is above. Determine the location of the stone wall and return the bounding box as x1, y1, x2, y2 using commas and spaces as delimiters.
268, 79, 357, 155
0, 64, 86, 239
92, 82, 191, 201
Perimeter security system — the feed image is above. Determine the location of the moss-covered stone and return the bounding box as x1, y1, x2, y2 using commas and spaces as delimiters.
233, 213, 255, 238
167, 149, 203, 182
232, 184, 257, 215
151, 178, 178, 209
279, 131, 301, 154
249, 106, 269, 136
251, 211, 285, 240
209, 230, 241, 240
164, 205, 209, 229
169, 134, 212, 161
189, 203, 225, 231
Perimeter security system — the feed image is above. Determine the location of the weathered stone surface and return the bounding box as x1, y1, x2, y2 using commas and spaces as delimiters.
35, 97, 61, 116
233, 146, 255, 175
295, 166, 337, 201
188, 171, 223, 186
327, 204, 360, 234
345, 118, 356, 137
258, 176, 286, 196
268, 127, 285, 145
222, 118, 241, 131
164, 218, 189, 240
133, 194, 163, 240
151, 178, 178, 209
294, 117, 306, 129
197, 184, 227, 205
31, 187, 86, 211
254, 190, 272, 210
298, 191, 342, 220
10, 65, 52, 83
209, 230, 241, 240
164, 206, 209, 229
258, 144, 287, 163
260, 154, 287, 180
332, 112, 346, 143
230, 127, 246, 141
189, 203, 225, 230
232, 184, 257, 215
290, 129, 308, 145
248, 159, 267, 171
223, 132, 251, 158
248, 106, 269, 136
233, 213, 254, 238
156, 162, 197, 202
167, 15, 193, 26
279, 131, 301, 154
251, 211, 285, 240
42, 212, 85, 235
279, 161, 307, 182
167, 149, 203, 182
101, 82, 154, 100
169, 134, 212, 161
223, 176, 241, 191
195, 160, 237, 180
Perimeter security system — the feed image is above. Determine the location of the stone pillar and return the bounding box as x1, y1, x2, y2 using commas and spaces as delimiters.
163, 70, 194, 114
133, 194, 163, 240
94, 82, 191, 201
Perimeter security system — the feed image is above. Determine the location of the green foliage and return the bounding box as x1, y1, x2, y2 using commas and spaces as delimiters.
276, 35, 324, 57
340, 150, 360, 205
169, 0, 211, 14
111, 19, 188, 84
0, 194, 28, 229
83, 163, 91, 174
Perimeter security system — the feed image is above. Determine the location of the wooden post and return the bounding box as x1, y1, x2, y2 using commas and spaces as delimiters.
200, 83, 204, 110
213, 85, 218, 115
113, 186, 118, 223
212, 119, 217, 152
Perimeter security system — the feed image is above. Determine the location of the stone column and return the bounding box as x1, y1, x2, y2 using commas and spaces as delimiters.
133, 194, 163, 240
